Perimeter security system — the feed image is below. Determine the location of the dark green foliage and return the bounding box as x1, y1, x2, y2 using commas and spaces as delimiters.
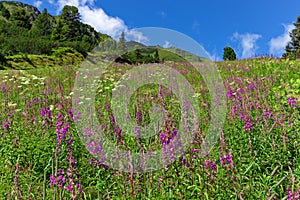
53, 5, 81, 42
116, 48, 161, 64
31, 8, 54, 37
0, 52, 6, 67
10, 7, 31, 29
61, 5, 80, 21
154, 49, 160, 63
0, 3, 10, 19
223, 46, 237, 61
0, 2, 109, 58
283, 16, 300, 59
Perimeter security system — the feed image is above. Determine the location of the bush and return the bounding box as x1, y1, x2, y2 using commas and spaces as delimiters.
223, 46, 237, 61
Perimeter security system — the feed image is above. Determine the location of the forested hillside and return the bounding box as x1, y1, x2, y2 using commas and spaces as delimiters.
0, 1, 110, 57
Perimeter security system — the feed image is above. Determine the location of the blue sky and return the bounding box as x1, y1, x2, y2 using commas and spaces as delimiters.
13, 0, 300, 60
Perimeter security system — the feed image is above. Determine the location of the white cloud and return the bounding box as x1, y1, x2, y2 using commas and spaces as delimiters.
79, 6, 126, 39
51, 0, 147, 42
34, 1, 42, 8
268, 24, 295, 56
163, 41, 171, 48
232, 32, 262, 59
125, 29, 149, 43
48, 0, 55, 4
56, 0, 79, 11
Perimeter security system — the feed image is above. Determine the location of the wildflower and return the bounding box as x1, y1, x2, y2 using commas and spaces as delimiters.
50, 174, 56, 187
66, 183, 73, 192
2, 117, 12, 131
287, 97, 297, 107
244, 117, 253, 131
263, 110, 272, 120
192, 148, 198, 153
239, 87, 245, 94
225, 154, 232, 164
32, 98, 41, 103
246, 84, 255, 90
160, 133, 166, 145
220, 153, 233, 167
76, 183, 82, 194
204, 160, 217, 171
287, 189, 300, 200
1, 86, 6, 93
57, 175, 66, 187
158, 179, 162, 190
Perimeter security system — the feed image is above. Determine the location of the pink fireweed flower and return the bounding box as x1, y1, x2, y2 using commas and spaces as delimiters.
2, 118, 12, 131
263, 110, 272, 120
220, 153, 233, 167
57, 175, 66, 187
244, 117, 253, 132
1, 86, 6, 93
204, 160, 217, 171
287, 189, 300, 200
50, 174, 56, 186
287, 97, 297, 107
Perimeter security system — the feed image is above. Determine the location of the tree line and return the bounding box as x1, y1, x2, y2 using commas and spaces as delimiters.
0, 2, 109, 58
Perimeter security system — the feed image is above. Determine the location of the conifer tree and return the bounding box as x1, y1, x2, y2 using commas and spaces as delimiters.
118, 32, 127, 53
283, 16, 300, 59
31, 8, 54, 37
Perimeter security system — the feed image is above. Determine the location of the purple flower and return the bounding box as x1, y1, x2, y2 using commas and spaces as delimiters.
287, 189, 300, 200
57, 175, 66, 187
76, 183, 82, 194
287, 97, 297, 107
256, 104, 261, 110
32, 98, 41, 103
220, 155, 226, 166
239, 87, 245, 94
68, 139, 72, 146
225, 154, 232, 164
66, 183, 73, 192
239, 113, 245, 120
160, 133, 166, 145
1, 86, 6, 93
26, 102, 32, 108
50, 174, 56, 186
244, 118, 253, 131
2, 118, 12, 131
263, 110, 271, 120
246, 84, 255, 90
220, 153, 233, 167
204, 160, 217, 171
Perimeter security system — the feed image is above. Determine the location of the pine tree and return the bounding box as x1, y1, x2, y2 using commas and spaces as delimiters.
117, 32, 127, 53
61, 5, 81, 21
31, 8, 54, 37
154, 49, 160, 63
52, 5, 81, 42
51, 19, 64, 41
283, 16, 300, 59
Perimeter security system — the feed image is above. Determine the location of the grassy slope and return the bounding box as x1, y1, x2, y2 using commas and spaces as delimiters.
0, 48, 84, 70
0, 57, 299, 199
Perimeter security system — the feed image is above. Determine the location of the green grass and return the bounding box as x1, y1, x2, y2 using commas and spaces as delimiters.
1, 48, 84, 70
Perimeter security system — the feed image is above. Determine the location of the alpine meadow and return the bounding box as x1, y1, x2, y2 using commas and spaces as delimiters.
0, 1, 299, 199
